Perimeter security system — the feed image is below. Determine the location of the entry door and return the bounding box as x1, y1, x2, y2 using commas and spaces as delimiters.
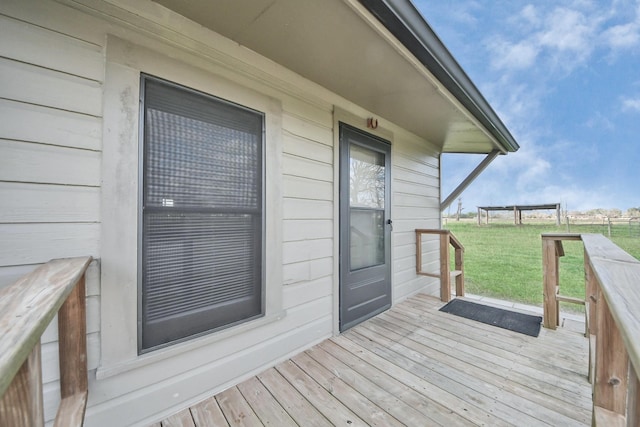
339, 123, 392, 331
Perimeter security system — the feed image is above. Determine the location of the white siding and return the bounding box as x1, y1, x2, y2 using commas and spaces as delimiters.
281, 107, 334, 311
0, 99, 101, 151
392, 138, 442, 300
0, 183, 100, 223
0, 59, 102, 116
0, 140, 101, 186
0, 0, 442, 425
0, 1, 104, 423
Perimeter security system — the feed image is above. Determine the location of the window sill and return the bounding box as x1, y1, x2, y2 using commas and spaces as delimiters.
95, 309, 287, 380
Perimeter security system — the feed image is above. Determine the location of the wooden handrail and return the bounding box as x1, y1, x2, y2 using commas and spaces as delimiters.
448, 232, 464, 251
541, 233, 640, 426
416, 229, 464, 302
0, 257, 92, 427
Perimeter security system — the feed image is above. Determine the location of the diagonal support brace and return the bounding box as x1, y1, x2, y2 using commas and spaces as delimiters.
441, 150, 501, 211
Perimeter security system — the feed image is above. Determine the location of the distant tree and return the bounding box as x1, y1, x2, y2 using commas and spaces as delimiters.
627, 207, 640, 217
606, 208, 622, 218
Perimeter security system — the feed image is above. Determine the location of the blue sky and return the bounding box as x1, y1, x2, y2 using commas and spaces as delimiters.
415, 0, 640, 213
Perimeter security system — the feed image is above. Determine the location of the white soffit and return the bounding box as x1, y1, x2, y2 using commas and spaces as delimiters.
153, 0, 500, 153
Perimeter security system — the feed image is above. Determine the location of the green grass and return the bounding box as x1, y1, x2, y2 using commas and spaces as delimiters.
442, 221, 640, 310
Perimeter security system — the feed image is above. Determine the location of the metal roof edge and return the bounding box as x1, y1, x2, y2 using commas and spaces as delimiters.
358, 0, 520, 153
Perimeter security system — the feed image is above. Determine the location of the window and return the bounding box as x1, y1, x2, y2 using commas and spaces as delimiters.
139, 75, 264, 352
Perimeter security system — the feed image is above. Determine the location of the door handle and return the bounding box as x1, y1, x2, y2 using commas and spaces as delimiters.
386, 219, 393, 231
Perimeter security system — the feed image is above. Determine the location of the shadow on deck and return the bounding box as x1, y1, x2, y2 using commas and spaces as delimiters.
154, 293, 591, 426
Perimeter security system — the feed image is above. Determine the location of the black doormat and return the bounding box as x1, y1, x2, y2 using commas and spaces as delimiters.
439, 299, 542, 337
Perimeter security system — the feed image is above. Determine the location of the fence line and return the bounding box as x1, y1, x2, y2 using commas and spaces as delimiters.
565, 217, 640, 238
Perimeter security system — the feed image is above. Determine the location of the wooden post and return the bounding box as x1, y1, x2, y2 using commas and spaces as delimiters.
585, 255, 598, 335
454, 246, 464, 297
415, 231, 423, 275
0, 343, 44, 427
55, 273, 89, 426
585, 255, 598, 384
440, 233, 451, 302
548, 240, 563, 326
477, 207, 481, 226
627, 362, 639, 427
594, 295, 629, 416
542, 238, 558, 329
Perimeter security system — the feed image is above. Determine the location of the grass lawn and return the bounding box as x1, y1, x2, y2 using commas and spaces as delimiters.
442, 220, 640, 311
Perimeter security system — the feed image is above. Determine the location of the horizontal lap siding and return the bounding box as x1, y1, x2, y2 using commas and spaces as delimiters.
0, 4, 104, 424
0, 11, 104, 264
0, 182, 100, 223
0, 99, 102, 150
392, 140, 441, 300
282, 108, 334, 310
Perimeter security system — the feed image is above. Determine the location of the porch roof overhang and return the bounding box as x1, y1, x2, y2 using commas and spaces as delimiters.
152, 0, 519, 154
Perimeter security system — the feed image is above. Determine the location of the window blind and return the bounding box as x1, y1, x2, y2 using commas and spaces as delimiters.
140, 76, 264, 351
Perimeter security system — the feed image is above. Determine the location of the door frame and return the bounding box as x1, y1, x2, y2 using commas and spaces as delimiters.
332, 109, 393, 335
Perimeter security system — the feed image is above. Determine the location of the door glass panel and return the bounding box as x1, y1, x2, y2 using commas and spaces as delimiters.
349, 144, 386, 270
350, 209, 384, 270
350, 144, 385, 209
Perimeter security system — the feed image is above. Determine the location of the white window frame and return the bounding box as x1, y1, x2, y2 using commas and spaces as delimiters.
98, 35, 283, 378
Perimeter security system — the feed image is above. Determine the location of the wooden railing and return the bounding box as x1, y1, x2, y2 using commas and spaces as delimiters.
541, 233, 585, 330
0, 257, 92, 427
542, 233, 640, 426
415, 229, 464, 302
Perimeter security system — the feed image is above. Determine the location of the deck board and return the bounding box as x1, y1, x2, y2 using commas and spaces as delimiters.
189, 397, 229, 427
157, 294, 591, 426
290, 351, 405, 426
161, 410, 195, 427
382, 305, 592, 409
275, 359, 367, 426
355, 316, 588, 426
215, 387, 262, 426
256, 369, 331, 427
236, 377, 297, 427
304, 343, 461, 426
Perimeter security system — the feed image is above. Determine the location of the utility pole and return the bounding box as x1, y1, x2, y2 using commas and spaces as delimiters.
456, 198, 462, 221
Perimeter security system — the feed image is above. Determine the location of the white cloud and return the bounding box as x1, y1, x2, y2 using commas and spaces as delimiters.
585, 112, 615, 130
602, 2, 640, 51
515, 158, 552, 191
538, 8, 595, 54
487, 5, 600, 75
520, 5, 540, 27
480, 77, 548, 137
621, 97, 640, 112
447, 1, 482, 26
515, 184, 619, 212
604, 21, 640, 48
488, 38, 539, 71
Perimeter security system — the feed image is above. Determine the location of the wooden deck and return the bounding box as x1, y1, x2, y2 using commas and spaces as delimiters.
155, 294, 591, 426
